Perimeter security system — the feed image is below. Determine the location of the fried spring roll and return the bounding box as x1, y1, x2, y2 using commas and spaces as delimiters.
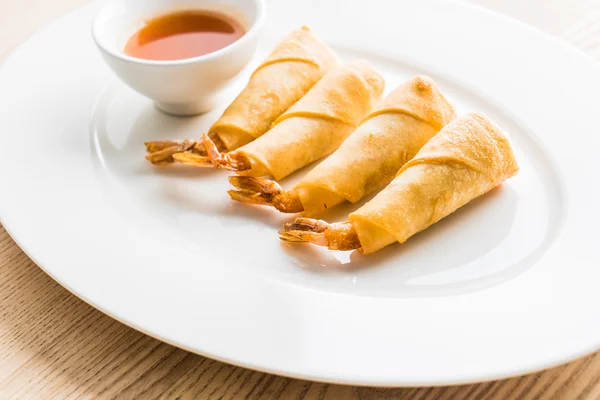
190, 61, 385, 179
213, 26, 340, 150
228, 76, 455, 214
145, 26, 339, 164
280, 113, 519, 254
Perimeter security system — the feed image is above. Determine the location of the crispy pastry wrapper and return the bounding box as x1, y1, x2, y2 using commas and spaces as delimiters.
294, 75, 456, 215
210, 26, 339, 151
349, 113, 519, 254
235, 60, 385, 179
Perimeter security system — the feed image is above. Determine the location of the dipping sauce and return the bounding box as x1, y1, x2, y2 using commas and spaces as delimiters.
124, 11, 245, 61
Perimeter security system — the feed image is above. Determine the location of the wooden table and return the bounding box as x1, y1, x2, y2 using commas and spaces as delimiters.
1, 0, 600, 398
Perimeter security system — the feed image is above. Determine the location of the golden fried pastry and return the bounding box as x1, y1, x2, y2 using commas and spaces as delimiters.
280, 113, 519, 254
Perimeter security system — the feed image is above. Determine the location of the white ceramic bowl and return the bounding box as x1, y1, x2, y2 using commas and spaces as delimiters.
92, 0, 265, 116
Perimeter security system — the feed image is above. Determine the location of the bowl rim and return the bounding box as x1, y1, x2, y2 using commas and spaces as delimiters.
91, 0, 266, 66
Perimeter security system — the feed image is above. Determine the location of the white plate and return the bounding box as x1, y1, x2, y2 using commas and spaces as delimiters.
1, 0, 599, 387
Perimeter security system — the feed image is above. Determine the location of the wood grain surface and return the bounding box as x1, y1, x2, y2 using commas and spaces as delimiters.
1, 0, 600, 398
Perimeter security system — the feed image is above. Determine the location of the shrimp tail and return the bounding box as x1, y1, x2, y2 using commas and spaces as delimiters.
171, 151, 213, 167
202, 134, 252, 171
279, 218, 361, 251
145, 132, 226, 165
228, 176, 304, 213
145, 139, 202, 164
